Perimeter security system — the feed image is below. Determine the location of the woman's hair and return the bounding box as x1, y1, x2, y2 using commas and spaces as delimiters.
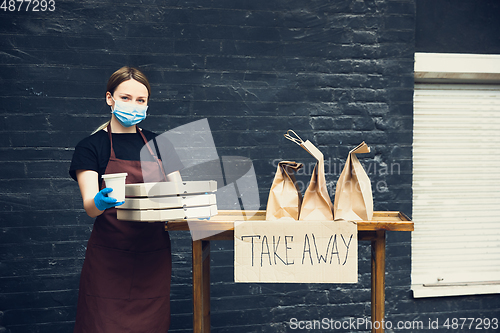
107, 66, 151, 99
92, 66, 151, 134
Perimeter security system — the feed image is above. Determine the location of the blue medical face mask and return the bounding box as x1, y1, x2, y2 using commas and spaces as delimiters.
110, 96, 148, 127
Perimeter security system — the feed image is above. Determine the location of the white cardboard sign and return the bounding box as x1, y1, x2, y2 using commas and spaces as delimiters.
234, 220, 357, 283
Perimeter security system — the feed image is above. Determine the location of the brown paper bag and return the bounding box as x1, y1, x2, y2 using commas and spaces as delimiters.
285, 130, 334, 220
334, 142, 373, 221
266, 161, 303, 220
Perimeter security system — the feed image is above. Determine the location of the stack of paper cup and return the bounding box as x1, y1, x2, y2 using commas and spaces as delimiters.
102, 173, 128, 202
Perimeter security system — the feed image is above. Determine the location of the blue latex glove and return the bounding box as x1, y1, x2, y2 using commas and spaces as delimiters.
94, 188, 124, 211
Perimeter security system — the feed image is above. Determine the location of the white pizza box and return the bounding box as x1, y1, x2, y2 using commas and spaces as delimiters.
125, 180, 217, 198
185, 204, 217, 219
118, 193, 217, 210
117, 204, 218, 222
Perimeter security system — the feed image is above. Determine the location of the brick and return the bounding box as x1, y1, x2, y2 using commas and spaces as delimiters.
2, 306, 76, 326
0, 210, 88, 228
0, 162, 26, 179
211, 0, 283, 11
24, 161, 69, 179
0, 273, 80, 295
283, 41, 332, 59
175, 39, 220, 55
375, 116, 412, 131
2, 322, 75, 333
353, 116, 376, 131
335, 15, 384, 30
223, 10, 284, 28
352, 30, 378, 44
0, 240, 88, 262
222, 40, 283, 57
0, 225, 90, 245
0, 258, 83, 279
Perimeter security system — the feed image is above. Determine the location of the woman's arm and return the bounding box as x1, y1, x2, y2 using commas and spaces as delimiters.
77, 169, 181, 218
76, 169, 104, 218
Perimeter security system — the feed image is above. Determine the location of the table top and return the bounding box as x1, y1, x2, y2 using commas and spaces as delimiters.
165, 210, 413, 232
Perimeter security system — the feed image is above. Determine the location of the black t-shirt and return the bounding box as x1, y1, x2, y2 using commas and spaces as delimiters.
69, 129, 184, 182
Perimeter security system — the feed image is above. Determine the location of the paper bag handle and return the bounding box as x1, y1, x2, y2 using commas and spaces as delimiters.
350, 141, 371, 155
284, 130, 324, 161
284, 130, 303, 145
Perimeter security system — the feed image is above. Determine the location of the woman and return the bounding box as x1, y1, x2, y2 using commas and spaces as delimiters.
69, 66, 183, 332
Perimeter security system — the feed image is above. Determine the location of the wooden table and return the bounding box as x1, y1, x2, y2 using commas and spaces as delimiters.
166, 210, 413, 333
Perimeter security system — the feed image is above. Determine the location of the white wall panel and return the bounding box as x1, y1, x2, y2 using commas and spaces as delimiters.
412, 83, 500, 297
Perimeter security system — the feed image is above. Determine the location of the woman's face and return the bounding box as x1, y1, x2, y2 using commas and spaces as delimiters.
106, 79, 149, 109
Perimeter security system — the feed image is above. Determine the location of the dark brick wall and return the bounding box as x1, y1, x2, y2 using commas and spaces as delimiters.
0, 1, 498, 332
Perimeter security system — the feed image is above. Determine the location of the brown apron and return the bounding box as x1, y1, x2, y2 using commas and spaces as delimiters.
74, 124, 172, 333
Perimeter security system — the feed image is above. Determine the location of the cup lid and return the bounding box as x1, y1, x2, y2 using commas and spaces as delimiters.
102, 173, 128, 179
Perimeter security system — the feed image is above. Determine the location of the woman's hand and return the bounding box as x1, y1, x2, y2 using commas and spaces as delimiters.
94, 188, 124, 211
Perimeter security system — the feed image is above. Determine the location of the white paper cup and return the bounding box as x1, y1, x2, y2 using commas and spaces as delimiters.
102, 173, 128, 202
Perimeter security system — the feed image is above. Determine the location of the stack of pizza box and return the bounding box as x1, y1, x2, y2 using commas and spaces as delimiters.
116, 181, 217, 222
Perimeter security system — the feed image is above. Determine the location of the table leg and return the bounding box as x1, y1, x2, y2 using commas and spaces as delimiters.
192, 240, 211, 333
371, 230, 386, 333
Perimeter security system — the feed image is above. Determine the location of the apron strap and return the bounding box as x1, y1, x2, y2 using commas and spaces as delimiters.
106, 123, 117, 159
136, 125, 168, 182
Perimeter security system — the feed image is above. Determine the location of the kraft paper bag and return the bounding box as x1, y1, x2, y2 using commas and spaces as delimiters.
266, 161, 304, 220
334, 142, 373, 221
285, 130, 334, 221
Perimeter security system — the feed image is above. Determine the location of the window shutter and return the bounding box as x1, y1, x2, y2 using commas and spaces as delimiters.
412, 83, 500, 298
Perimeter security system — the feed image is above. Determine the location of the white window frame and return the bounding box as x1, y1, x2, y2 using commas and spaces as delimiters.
414, 53, 500, 83
412, 52, 500, 298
